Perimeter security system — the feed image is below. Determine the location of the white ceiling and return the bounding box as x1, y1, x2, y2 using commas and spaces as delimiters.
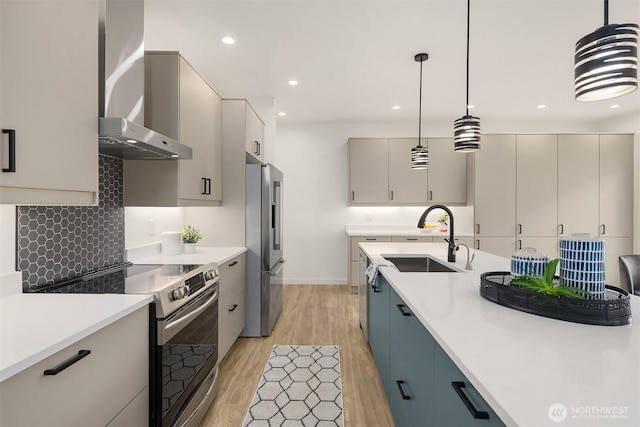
144, 0, 640, 125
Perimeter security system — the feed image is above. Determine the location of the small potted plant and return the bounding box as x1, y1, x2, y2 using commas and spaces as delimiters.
181, 225, 203, 254
437, 212, 449, 233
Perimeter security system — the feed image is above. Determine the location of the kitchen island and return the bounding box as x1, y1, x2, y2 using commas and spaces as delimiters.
360, 242, 639, 426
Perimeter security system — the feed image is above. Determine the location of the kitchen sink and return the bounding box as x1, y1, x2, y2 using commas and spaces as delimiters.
382, 255, 460, 273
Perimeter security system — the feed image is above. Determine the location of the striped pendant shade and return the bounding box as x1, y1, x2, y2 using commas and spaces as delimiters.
453, 115, 481, 152
411, 145, 429, 169
454, 0, 481, 153
574, 1, 639, 101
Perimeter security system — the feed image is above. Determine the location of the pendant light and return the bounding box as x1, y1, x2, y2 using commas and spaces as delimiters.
454, 0, 480, 152
411, 53, 429, 169
574, 0, 638, 101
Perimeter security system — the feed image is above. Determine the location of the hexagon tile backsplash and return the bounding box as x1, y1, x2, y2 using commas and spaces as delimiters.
17, 155, 125, 290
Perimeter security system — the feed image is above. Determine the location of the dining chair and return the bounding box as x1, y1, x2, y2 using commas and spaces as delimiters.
618, 255, 640, 296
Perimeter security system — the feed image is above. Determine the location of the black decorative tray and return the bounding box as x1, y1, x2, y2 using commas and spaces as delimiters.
480, 272, 632, 326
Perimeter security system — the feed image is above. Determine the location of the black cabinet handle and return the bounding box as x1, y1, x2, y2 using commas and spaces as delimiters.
517, 224, 522, 234
559, 224, 564, 235
2, 129, 16, 173
518, 239, 522, 250
390, 190, 394, 201
372, 283, 380, 293
429, 190, 433, 201
206, 178, 212, 195
475, 224, 480, 234
201, 177, 207, 195
44, 350, 91, 375
396, 304, 412, 316
365, 238, 376, 241
228, 261, 238, 267
229, 304, 238, 312
254, 141, 261, 156
601, 224, 606, 235
351, 190, 355, 201
396, 380, 411, 400
407, 238, 418, 241
451, 381, 489, 420
476, 240, 480, 250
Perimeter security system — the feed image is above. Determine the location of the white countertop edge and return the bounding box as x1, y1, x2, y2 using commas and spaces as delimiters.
130, 246, 247, 266
0, 294, 152, 382
345, 225, 473, 237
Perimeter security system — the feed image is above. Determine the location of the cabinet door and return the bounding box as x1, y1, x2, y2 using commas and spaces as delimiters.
433, 345, 504, 426
557, 135, 599, 237
517, 237, 558, 260
388, 138, 428, 204
368, 275, 391, 398
474, 135, 516, 236
389, 289, 435, 426
0, 0, 98, 205
349, 139, 389, 204
516, 135, 557, 237
428, 138, 467, 205
204, 91, 223, 201
599, 135, 633, 238
245, 105, 264, 163
178, 58, 210, 201
474, 237, 515, 258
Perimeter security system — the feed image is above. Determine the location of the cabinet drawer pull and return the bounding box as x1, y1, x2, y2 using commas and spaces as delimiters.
600, 224, 606, 235
351, 191, 355, 201
559, 224, 564, 235
365, 238, 376, 241
207, 178, 212, 195
254, 141, 260, 155
451, 381, 489, 420
44, 350, 91, 376
406, 238, 418, 241
396, 380, 411, 400
476, 240, 480, 250
228, 261, 238, 267
390, 190, 394, 201
201, 177, 208, 195
475, 224, 480, 234
2, 129, 16, 172
229, 304, 238, 312
429, 190, 433, 201
396, 304, 412, 316
517, 224, 522, 234
372, 283, 380, 293
518, 239, 522, 250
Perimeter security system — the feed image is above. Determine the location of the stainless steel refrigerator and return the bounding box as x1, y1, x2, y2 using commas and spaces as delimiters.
242, 163, 285, 337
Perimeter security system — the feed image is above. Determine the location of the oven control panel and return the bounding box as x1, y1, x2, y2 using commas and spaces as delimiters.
154, 263, 219, 317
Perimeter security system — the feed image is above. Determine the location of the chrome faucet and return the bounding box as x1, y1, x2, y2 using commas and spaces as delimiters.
458, 243, 475, 270
417, 204, 457, 263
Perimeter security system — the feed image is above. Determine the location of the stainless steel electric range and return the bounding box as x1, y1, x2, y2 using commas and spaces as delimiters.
33, 262, 220, 427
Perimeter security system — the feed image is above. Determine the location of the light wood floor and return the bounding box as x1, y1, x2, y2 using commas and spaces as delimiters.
200, 285, 395, 427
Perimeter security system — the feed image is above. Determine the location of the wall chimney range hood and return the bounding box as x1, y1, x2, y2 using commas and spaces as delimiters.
98, 0, 192, 160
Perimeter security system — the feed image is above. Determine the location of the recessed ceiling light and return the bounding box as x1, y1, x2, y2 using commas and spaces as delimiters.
221, 36, 235, 45
537, 104, 547, 109
467, 104, 475, 109
125, 139, 137, 144
288, 80, 298, 86
171, 154, 179, 158
392, 105, 400, 110
278, 112, 286, 116
610, 104, 621, 108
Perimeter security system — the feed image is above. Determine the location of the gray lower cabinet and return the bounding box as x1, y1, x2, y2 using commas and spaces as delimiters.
389, 289, 435, 426
218, 253, 246, 361
370, 276, 504, 426
433, 345, 504, 426
368, 273, 391, 398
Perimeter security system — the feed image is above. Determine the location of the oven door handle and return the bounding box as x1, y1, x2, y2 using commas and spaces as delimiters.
165, 290, 218, 333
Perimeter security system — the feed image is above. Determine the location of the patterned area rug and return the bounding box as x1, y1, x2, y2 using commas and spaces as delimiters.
243, 345, 344, 426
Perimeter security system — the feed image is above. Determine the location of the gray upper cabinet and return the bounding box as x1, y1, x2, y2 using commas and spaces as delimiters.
349, 138, 389, 204
245, 106, 265, 163
427, 138, 467, 205
0, 0, 98, 205
348, 138, 466, 206
474, 135, 516, 237
557, 135, 600, 237
388, 139, 428, 204
124, 52, 222, 207
599, 134, 633, 238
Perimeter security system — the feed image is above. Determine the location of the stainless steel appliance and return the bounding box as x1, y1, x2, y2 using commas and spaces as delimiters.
33, 262, 220, 427
242, 163, 285, 337
98, 0, 192, 159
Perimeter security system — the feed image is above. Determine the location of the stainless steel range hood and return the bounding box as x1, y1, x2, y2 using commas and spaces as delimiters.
98, 0, 192, 160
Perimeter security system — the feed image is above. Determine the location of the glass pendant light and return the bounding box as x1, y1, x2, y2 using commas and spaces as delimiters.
411, 53, 429, 169
454, 0, 480, 152
574, 0, 639, 101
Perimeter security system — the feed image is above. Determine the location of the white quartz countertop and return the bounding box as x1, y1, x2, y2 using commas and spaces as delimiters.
346, 224, 473, 237
360, 242, 639, 427
131, 246, 247, 266
0, 293, 152, 382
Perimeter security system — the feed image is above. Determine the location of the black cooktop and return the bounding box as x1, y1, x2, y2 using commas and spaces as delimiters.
30, 263, 202, 295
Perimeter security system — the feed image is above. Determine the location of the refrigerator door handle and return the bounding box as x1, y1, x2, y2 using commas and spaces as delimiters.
269, 259, 286, 276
